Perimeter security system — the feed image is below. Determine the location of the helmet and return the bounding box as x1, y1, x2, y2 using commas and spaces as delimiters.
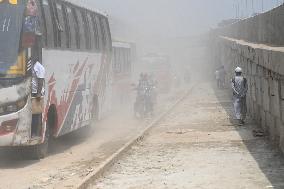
235, 67, 242, 73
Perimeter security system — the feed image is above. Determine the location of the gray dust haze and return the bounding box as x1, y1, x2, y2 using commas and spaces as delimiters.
68, 0, 279, 111
71, 0, 278, 40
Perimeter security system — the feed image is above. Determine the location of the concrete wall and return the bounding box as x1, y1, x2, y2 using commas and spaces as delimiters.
211, 4, 284, 152
219, 5, 284, 46
211, 36, 284, 152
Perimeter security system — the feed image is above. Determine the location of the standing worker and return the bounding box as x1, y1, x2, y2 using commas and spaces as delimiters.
31, 57, 45, 137
231, 67, 248, 125
219, 65, 226, 89
215, 69, 221, 89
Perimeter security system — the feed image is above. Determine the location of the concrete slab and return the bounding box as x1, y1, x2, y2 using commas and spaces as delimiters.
91, 82, 284, 189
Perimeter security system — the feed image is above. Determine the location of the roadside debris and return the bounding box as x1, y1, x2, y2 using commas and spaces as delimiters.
253, 129, 265, 137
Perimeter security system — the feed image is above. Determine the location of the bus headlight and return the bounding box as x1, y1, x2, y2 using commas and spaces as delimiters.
9, 0, 17, 5
6, 105, 18, 113
0, 98, 27, 115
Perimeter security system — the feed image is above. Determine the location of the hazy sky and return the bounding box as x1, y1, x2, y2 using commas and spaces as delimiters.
70, 0, 279, 39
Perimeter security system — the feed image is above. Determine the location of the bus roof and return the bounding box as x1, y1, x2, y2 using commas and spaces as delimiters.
112, 42, 131, 49
62, 0, 108, 17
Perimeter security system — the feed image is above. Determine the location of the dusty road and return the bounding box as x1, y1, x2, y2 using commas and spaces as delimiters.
0, 88, 186, 189
92, 82, 284, 189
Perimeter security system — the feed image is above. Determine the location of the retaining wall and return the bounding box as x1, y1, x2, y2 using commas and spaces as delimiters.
211, 4, 284, 152
211, 36, 284, 152
219, 5, 284, 46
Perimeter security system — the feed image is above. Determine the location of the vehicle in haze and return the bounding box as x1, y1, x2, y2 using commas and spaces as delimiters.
139, 53, 172, 93
133, 81, 155, 119
0, 0, 112, 158
111, 41, 135, 109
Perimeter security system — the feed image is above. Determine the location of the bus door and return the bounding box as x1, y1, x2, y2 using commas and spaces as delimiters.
21, 0, 44, 138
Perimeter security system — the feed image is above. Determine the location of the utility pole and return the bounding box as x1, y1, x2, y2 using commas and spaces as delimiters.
245, 0, 248, 17
251, 0, 254, 15
237, 2, 240, 19
235, 4, 238, 19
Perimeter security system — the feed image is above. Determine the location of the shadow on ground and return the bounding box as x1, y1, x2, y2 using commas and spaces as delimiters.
213, 82, 284, 189
0, 125, 94, 169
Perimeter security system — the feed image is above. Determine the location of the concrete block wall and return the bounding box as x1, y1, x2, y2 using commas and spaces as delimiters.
212, 37, 284, 150
220, 5, 284, 46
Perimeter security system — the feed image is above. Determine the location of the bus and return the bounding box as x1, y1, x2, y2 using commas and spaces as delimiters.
0, 0, 112, 158
111, 41, 134, 109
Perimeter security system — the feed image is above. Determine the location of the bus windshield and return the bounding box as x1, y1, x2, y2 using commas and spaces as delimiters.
0, 2, 25, 75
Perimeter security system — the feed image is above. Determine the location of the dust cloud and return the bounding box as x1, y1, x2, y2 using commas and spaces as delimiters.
66, 0, 279, 129
0, 1, 281, 188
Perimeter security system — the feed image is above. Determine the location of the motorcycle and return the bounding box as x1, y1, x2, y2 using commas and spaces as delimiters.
134, 85, 154, 119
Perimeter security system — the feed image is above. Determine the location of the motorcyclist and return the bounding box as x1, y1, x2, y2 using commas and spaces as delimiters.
138, 73, 149, 90
148, 74, 157, 105
134, 73, 155, 118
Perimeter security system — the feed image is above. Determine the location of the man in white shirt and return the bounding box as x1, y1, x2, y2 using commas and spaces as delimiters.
31, 57, 45, 137
215, 69, 220, 88
32, 58, 45, 98
232, 67, 248, 125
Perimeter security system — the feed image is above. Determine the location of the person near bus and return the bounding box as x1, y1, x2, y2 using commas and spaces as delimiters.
231, 67, 248, 125
31, 57, 45, 137
215, 69, 221, 89
25, 0, 41, 35
219, 65, 226, 88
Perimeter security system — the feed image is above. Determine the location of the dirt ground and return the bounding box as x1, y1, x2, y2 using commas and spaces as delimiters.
92, 82, 284, 189
0, 87, 186, 189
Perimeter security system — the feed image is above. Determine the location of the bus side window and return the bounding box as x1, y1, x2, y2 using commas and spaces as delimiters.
41, 0, 54, 48
112, 48, 115, 70
91, 14, 100, 51
75, 9, 86, 50
115, 48, 119, 72
86, 13, 95, 51
113, 48, 118, 73
65, 6, 76, 49
55, 2, 67, 49
118, 48, 121, 72
48, 0, 60, 48
104, 18, 112, 51
99, 17, 106, 50
118, 48, 122, 73
61, 4, 70, 48
125, 49, 129, 73
72, 8, 80, 49
35, 0, 46, 47
121, 48, 125, 73
127, 49, 131, 73
94, 15, 103, 51
81, 11, 91, 50
101, 17, 111, 51
106, 19, 112, 51
122, 49, 125, 73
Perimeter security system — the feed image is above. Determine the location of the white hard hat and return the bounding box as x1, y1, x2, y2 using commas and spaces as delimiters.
235, 67, 242, 73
